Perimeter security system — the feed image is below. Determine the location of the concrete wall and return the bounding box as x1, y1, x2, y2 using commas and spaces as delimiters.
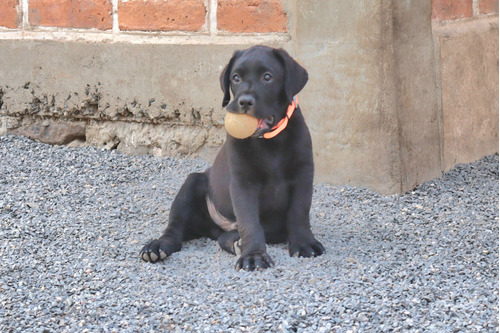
290, 1, 447, 193
432, 0, 499, 171
0, 41, 243, 157
0, 0, 498, 194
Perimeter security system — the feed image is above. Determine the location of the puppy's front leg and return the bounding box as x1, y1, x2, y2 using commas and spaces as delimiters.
286, 166, 325, 258
230, 181, 274, 271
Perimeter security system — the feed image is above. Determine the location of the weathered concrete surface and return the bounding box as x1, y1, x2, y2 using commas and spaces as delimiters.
291, 1, 398, 193
85, 120, 225, 156
0, 41, 231, 122
0, 41, 259, 158
433, 16, 499, 171
391, 0, 442, 193
292, 0, 441, 193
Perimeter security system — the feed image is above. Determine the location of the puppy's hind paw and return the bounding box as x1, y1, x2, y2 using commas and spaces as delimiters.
140, 238, 181, 263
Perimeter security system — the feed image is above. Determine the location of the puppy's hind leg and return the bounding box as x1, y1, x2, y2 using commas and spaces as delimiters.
217, 230, 241, 255
140, 172, 211, 263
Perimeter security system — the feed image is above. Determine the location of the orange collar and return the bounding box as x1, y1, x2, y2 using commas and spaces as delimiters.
262, 96, 298, 139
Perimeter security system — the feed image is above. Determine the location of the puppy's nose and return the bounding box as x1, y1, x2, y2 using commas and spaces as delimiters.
238, 95, 255, 110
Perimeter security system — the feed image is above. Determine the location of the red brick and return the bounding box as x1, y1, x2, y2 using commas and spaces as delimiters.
479, 0, 499, 14
432, 0, 473, 21
0, 0, 19, 29
118, 0, 206, 32
217, 0, 287, 33
30, 0, 112, 30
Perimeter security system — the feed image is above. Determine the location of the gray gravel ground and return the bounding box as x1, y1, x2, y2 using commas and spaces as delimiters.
0, 135, 498, 332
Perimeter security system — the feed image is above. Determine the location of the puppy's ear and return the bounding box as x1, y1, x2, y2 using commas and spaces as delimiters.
273, 48, 308, 102
220, 50, 243, 108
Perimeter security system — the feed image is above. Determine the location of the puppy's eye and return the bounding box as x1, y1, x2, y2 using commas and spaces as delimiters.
232, 74, 241, 83
263, 73, 272, 82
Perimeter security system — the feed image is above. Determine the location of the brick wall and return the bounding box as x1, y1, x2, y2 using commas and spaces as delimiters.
432, 0, 498, 21
0, 0, 19, 29
0, 0, 287, 34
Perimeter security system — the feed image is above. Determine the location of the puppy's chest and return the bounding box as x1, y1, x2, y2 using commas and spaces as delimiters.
258, 177, 290, 212
247, 149, 299, 209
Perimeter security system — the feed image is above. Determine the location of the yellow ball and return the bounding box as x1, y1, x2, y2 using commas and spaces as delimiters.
224, 113, 259, 139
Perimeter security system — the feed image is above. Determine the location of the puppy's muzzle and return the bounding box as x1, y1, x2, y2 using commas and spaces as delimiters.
237, 94, 255, 112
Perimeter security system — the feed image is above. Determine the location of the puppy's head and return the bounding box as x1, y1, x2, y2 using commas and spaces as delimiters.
220, 46, 308, 138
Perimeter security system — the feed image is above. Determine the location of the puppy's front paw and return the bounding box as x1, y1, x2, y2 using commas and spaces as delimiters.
288, 237, 325, 258
140, 238, 181, 263
235, 251, 274, 271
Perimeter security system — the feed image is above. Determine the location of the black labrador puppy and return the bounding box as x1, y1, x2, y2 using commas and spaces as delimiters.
140, 45, 325, 271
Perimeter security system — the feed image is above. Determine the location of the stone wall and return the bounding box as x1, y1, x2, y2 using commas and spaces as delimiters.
0, 0, 498, 194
